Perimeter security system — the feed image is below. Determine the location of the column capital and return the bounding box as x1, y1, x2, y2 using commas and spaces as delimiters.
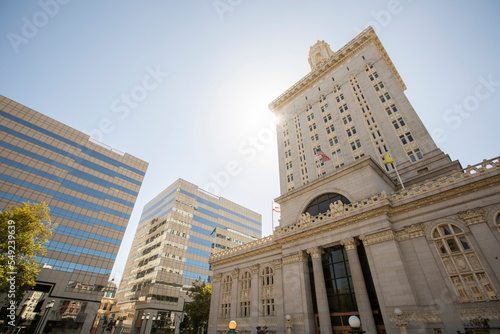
273, 259, 283, 269
282, 251, 309, 265
307, 247, 323, 259
231, 268, 239, 278
340, 237, 359, 250
251, 264, 259, 275
212, 273, 222, 282
458, 208, 487, 226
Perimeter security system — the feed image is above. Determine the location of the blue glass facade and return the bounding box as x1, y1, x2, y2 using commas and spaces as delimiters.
0, 95, 148, 311
114, 178, 261, 325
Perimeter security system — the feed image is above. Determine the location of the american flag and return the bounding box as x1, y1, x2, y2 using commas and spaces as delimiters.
316, 148, 331, 162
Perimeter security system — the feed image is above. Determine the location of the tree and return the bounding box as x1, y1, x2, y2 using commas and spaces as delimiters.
0, 202, 56, 303
183, 281, 212, 333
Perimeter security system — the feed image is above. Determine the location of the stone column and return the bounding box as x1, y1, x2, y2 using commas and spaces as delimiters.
250, 264, 260, 330
341, 238, 377, 334
208, 273, 222, 334
307, 247, 332, 334
230, 268, 239, 320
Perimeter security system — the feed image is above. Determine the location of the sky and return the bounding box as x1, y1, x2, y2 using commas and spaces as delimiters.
1, 1, 499, 284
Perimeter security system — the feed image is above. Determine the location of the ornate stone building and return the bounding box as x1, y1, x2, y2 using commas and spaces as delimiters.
208, 27, 500, 334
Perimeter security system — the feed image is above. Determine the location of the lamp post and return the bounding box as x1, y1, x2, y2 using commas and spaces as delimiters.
140, 313, 150, 334
285, 314, 292, 334
228, 320, 237, 334
394, 308, 408, 334
348, 315, 365, 334
34, 300, 55, 334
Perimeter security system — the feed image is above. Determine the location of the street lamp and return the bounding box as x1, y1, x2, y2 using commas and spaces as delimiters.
394, 308, 408, 334
228, 320, 237, 334
34, 300, 55, 334
285, 314, 292, 334
348, 315, 365, 334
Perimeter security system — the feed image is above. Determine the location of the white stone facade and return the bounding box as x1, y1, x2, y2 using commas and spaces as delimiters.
208, 28, 500, 334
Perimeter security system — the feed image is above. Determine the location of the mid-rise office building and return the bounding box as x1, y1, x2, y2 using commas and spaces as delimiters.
0, 95, 148, 333
208, 27, 500, 334
113, 178, 261, 334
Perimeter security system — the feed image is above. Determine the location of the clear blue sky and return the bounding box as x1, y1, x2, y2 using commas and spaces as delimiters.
1, 1, 499, 283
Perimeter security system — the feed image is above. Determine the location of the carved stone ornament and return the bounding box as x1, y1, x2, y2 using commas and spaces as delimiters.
299, 212, 312, 224
458, 208, 487, 226
341, 237, 358, 250
395, 224, 426, 241
329, 200, 345, 216
307, 247, 324, 259
231, 268, 239, 278
283, 251, 309, 265
251, 264, 259, 274
273, 259, 283, 269
360, 229, 396, 246
388, 310, 442, 324
212, 273, 222, 282
458, 307, 500, 321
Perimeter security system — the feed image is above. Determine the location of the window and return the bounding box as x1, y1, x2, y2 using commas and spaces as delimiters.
346, 127, 357, 137
321, 104, 329, 112
220, 275, 232, 318
329, 137, 338, 146
309, 123, 316, 131
339, 104, 348, 113
342, 115, 352, 124
407, 148, 423, 162
239, 271, 251, 317
432, 223, 498, 302
319, 95, 326, 103
323, 114, 332, 123
304, 193, 350, 216
261, 266, 275, 316
351, 140, 361, 151
326, 125, 335, 134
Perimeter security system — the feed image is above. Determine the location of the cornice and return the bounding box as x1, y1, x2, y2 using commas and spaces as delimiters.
268, 26, 406, 113
209, 157, 499, 264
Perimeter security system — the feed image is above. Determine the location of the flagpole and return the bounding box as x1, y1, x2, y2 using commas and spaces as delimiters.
392, 162, 405, 189
271, 202, 274, 232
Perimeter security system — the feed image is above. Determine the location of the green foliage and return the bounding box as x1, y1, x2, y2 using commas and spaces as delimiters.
0, 202, 56, 303
183, 281, 212, 333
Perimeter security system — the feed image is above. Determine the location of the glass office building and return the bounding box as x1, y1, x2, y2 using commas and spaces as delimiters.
0, 95, 148, 334
113, 178, 261, 334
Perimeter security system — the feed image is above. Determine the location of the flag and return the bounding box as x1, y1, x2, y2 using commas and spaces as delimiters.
210, 227, 216, 235
385, 153, 396, 164
316, 148, 331, 162
273, 204, 280, 213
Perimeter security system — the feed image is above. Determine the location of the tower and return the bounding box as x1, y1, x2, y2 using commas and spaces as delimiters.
112, 179, 261, 334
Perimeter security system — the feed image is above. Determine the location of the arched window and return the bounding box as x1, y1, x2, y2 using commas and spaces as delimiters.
261, 266, 275, 316
239, 271, 252, 317
220, 275, 232, 318
432, 223, 497, 302
304, 193, 350, 216
495, 211, 500, 232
